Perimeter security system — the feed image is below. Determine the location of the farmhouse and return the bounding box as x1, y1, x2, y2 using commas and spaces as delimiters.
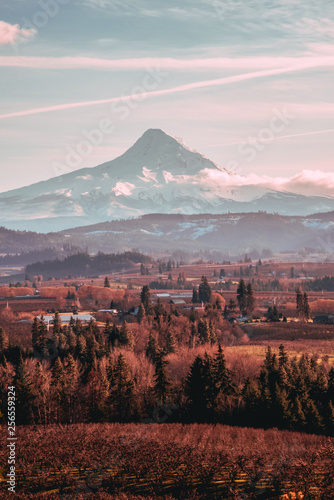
37, 313, 95, 325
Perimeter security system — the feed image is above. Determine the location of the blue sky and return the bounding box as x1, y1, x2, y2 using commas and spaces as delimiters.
0, 0, 334, 194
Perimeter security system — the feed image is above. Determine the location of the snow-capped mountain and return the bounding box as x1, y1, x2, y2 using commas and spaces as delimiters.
0, 128, 334, 233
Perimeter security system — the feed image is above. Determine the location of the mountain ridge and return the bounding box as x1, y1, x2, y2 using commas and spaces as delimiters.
0, 128, 333, 233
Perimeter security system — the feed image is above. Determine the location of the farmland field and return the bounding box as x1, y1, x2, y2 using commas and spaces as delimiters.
1, 423, 333, 499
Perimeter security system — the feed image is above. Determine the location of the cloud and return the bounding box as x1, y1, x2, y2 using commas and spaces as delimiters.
1, 54, 334, 71
0, 20, 36, 46
166, 167, 334, 198
2, 60, 334, 120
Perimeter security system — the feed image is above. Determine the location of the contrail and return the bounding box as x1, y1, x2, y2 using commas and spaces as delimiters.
0, 62, 329, 120
221, 128, 334, 147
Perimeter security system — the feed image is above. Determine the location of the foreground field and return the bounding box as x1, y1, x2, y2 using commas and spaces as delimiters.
1, 423, 334, 499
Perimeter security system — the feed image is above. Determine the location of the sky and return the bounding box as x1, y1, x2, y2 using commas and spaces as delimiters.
0, 0, 334, 195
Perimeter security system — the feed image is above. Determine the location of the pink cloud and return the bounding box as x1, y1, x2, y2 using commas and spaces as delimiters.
1, 55, 334, 70
0, 20, 36, 45
182, 168, 334, 197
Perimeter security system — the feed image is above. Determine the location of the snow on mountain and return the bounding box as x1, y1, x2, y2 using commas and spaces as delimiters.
0, 128, 334, 233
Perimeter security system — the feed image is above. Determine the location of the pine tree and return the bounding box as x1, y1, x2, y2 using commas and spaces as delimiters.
291, 396, 307, 430
198, 276, 212, 303
107, 324, 120, 349
278, 344, 289, 367
192, 286, 199, 304
154, 351, 171, 404
303, 292, 310, 320
104, 277, 111, 288
185, 356, 208, 422
273, 384, 292, 428
31, 317, 39, 349
53, 311, 62, 334
228, 298, 237, 313
64, 354, 79, 423
137, 303, 146, 324
165, 330, 177, 354
242, 378, 262, 426
214, 344, 233, 394
32, 317, 47, 356
140, 285, 152, 313
197, 319, 210, 344
119, 322, 134, 349
146, 332, 159, 363
76, 334, 87, 362
110, 354, 136, 422
246, 283, 255, 317
296, 287, 303, 318
209, 319, 217, 345
14, 355, 33, 424
304, 398, 324, 433
237, 279, 247, 315
189, 323, 197, 348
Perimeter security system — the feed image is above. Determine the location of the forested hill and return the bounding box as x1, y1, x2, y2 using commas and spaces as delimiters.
0, 226, 63, 253
26, 251, 152, 278
1, 211, 334, 257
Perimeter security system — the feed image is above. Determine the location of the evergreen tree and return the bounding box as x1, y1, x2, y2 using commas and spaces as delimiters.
296, 287, 304, 318
140, 285, 152, 313
14, 355, 33, 424
76, 334, 87, 362
31, 317, 39, 350
32, 317, 47, 356
246, 283, 255, 317
165, 330, 177, 354
189, 323, 197, 348
214, 344, 233, 394
146, 332, 159, 363
64, 354, 79, 423
209, 319, 217, 345
242, 378, 262, 426
185, 356, 209, 422
303, 292, 310, 320
119, 322, 134, 349
228, 298, 237, 313
110, 354, 137, 422
104, 277, 111, 288
107, 324, 120, 349
154, 351, 171, 404
198, 276, 212, 303
291, 396, 307, 430
304, 398, 324, 433
192, 286, 199, 304
237, 279, 247, 315
278, 344, 289, 367
266, 306, 279, 322
53, 311, 62, 334
137, 303, 146, 324
197, 319, 210, 344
